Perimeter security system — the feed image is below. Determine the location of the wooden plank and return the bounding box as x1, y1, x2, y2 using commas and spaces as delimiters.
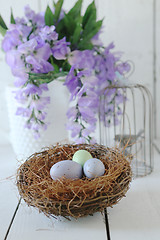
4, 198, 22, 240
104, 208, 111, 240
108, 151, 160, 240
155, 0, 160, 138
0, 145, 20, 240
39, 0, 94, 13
97, 0, 153, 90
0, 0, 40, 25
6, 202, 107, 240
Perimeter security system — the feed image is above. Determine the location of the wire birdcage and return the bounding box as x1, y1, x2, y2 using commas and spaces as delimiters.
97, 84, 154, 177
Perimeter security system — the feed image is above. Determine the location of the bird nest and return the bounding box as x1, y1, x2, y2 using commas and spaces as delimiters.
16, 143, 132, 219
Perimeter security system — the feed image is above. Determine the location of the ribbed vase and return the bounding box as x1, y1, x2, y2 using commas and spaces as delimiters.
6, 80, 69, 159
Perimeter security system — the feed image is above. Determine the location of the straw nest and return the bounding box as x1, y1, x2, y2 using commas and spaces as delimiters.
16, 143, 132, 219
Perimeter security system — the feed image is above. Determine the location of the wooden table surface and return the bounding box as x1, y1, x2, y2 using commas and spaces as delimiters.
0, 144, 160, 240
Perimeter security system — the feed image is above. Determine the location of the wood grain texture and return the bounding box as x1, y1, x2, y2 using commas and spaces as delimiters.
155, 0, 160, 140
6, 202, 107, 240
0, 0, 39, 25
108, 154, 160, 240
0, 145, 19, 240
97, 0, 153, 88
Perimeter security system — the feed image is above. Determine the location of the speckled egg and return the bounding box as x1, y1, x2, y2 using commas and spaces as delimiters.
83, 158, 105, 178
50, 160, 83, 180
72, 150, 92, 166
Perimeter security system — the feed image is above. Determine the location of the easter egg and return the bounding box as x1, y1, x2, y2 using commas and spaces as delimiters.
72, 150, 92, 166
50, 160, 83, 180
83, 158, 105, 178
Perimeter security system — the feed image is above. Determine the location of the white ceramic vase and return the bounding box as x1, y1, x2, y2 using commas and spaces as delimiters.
6, 80, 69, 160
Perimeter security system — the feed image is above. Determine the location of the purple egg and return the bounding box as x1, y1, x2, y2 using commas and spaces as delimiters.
83, 158, 105, 178
50, 160, 83, 180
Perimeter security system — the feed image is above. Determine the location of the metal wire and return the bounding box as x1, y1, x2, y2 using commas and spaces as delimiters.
98, 84, 154, 178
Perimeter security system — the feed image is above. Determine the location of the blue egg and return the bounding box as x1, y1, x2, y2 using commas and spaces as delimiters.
83, 158, 105, 178
50, 160, 83, 180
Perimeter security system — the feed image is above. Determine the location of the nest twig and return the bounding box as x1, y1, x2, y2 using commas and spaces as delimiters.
16, 143, 132, 219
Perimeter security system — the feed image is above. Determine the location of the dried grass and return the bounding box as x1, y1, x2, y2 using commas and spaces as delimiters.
16, 143, 132, 219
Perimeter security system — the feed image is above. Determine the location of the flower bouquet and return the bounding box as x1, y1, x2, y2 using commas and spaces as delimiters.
0, 0, 130, 144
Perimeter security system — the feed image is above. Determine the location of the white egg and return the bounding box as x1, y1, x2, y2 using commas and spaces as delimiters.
50, 160, 83, 180
83, 158, 105, 178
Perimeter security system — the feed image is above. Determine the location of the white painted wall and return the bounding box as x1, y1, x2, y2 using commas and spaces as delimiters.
0, 0, 157, 145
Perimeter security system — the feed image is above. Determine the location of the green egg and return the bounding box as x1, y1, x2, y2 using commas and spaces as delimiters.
72, 150, 92, 166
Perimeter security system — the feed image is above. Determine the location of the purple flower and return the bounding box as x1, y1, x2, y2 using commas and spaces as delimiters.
81, 129, 92, 138
68, 50, 95, 69
67, 107, 78, 120
39, 83, 48, 91
79, 107, 96, 122
39, 26, 58, 42
116, 62, 131, 74
37, 111, 47, 121
16, 107, 32, 117
66, 121, 82, 138
24, 5, 45, 27
18, 38, 37, 54
78, 95, 99, 108
33, 130, 41, 139
26, 55, 53, 73
21, 84, 42, 96
75, 137, 86, 144
14, 89, 27, 104
24, 5, 36, 20
24, 122, 32, 129
18, 39, 54, 73
115, 92, 127, 104
2, 27, 22, 51
5, 49, 24, 70
104, 42, 115, 54
36, 43, 52, 61
91, 29, 103, 46
1, 3, 131, 142
14, 77, 28, 87
65, 41, 131, 143
30, 96, 50, 111
52, 37, 70, 60
64, 66, 80, 99
81, 75, 98, 86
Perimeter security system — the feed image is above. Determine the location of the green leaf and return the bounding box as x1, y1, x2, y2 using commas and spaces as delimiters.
72, 22, 82, 45
0, 15, 7, 30
63, 14, 76, 36
95, 19, 103, 31
68, 0, 82, 19
78, 39, 93, 50
56, 18, 65, 33
49, 56, 59, 73
52, 63, 59, 73
78, 19, 103, 50
0, 25, 7, 36
28, 71, 68, 84
55, 0, 83, 43
10, 8, 15, 24
82, 1, 96, 28
53, 0, 64, 23
45, 5, 54, 26
86, 19, 103, 39
82, 13, 103, 40
82, 13, 96, 37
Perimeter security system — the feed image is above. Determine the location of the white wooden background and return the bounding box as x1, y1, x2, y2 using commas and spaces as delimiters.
0, 0, 159, 143
0, 1, 160, 240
